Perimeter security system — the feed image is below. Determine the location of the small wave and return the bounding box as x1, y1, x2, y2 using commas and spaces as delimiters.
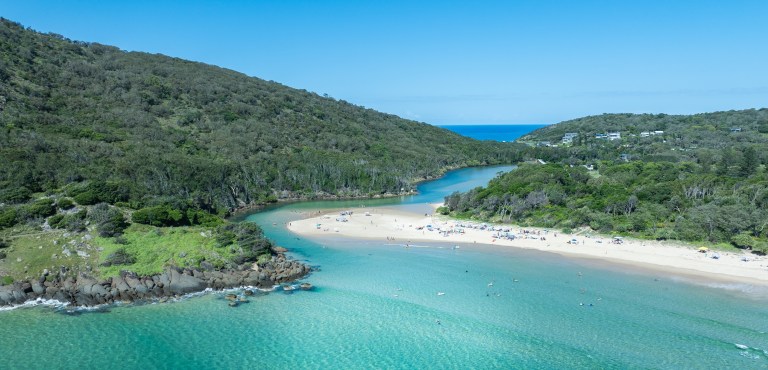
683, 280, 768, 299
739, 351, 761, 360
0, 298, 70, 312
405, 244, 444, 249
1, 285, 286, 313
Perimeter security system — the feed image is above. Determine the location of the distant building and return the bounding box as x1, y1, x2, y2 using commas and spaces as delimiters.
730, 127, 742, 132
641, 130, 663, 137
537, 141, 552, 147
562, 132, 578, 144
608, 132, 621, 141
595, 133, 608, 139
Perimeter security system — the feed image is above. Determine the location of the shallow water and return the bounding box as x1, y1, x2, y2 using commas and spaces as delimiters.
1, 165, 767, 369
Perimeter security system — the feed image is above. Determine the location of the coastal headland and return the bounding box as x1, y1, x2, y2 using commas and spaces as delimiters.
0, 251, 310, 308
289, 206, 768, 286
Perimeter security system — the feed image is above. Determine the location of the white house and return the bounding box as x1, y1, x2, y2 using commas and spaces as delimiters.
562, 132, 578, 144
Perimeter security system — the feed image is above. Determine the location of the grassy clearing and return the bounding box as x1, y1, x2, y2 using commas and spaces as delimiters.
94, 224, 236, 278
0, 222, 241, 282
0, 228, 96, 282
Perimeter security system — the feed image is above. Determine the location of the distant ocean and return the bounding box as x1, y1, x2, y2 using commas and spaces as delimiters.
440, 124, 548, 142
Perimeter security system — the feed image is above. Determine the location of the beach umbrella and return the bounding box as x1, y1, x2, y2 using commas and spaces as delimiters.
698, 247, 709, 252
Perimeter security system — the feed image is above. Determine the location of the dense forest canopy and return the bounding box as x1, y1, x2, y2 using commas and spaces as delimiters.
446, 110, 768, 253
0, 18, 522, 215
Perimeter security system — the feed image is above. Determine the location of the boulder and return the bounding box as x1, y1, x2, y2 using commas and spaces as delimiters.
74, 278, 101, 306
111, 275, 130, 293
152, 286, 164, 296
143, 278, 154, 291
0, 286, 18, 305
242, 271, 260, 286
90, 283, 109, 297
31, 282, 45, 295
157, 271, 170, 289
200, 261, 214, 271
52, 290, 69, 303
11, 288, 25, 302
168, 268, 205, 294
45, 287, 59, 299
124, 276, 142, 290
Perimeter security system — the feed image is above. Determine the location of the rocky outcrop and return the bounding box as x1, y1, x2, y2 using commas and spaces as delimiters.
0, 253, 311, 307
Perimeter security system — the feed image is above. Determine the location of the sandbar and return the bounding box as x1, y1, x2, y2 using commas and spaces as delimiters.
287, 205, 768, 287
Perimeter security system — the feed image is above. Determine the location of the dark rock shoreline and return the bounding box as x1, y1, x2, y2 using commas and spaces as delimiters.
0, 253, 311, 308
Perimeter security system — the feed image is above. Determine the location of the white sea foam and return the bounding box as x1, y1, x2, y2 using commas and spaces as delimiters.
700, 282, 768, 299
0, 297, 69, 312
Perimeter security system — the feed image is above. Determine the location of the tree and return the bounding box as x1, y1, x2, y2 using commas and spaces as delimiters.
88, 203, 128, 237
739, 146, 758, 177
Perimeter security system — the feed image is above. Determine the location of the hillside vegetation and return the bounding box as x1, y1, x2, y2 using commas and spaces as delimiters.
0, 18, 520, 215
0, 18, 523, 283
445, 110, 768, 253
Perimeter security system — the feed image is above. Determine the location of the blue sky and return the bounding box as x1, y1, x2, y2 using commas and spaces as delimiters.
2, 1, 767, 124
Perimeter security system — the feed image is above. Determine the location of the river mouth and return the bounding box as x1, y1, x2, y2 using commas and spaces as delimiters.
2, 164, 767, 369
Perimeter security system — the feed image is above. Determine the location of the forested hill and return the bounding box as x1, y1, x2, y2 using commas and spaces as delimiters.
0, 18, 521, 213
520, 110, 768, 163
443, 109, 768, 253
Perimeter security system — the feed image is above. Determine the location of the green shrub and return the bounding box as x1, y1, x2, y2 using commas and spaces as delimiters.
436, 206, 450, 215
88, 203, 128, 237
731, 232, 757, 249
0, 187, 32, 204
263, 194, 278, 203
132, 205, 185, 227
132, 205, 221, 227
69, 180, 131, 205
186, 209, 224, 227
26, 198, 56, 218
57, 197, 74, 209
0, 251, 6, 260
0, 186, 32, 203
101, 247, 136, 267
215, 222, 272, 263
73, 190, 99, 205
48, 213, 64, 227
0, 208, 18, 229
55, 209, 87, 232
0, 276, 13, 285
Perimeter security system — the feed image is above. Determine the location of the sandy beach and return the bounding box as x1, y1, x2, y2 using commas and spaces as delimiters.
288, 206, 768, 286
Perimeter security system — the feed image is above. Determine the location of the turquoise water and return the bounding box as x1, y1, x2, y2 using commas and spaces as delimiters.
440, 124, 548, 142
2, 165, 768, 369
